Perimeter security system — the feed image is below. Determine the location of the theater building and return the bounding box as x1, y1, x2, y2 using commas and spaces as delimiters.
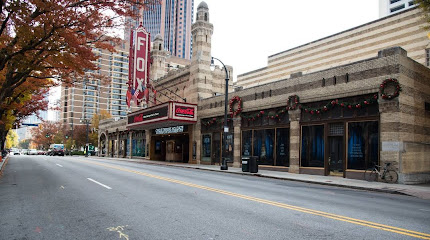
99, 3, 430, 184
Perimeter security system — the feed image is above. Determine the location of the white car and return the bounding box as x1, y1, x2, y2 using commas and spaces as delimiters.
29, 149, 38, 155
10, 148, 20, 155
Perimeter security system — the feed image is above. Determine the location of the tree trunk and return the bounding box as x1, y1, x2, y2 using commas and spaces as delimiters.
0, 129, 6, 152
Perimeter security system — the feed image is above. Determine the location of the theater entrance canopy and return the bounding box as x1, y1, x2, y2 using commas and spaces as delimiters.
127, 101, 197, 130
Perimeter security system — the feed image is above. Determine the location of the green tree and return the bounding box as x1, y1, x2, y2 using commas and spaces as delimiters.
5, 130, 18, 149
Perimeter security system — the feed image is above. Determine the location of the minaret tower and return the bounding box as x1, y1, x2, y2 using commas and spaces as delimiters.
150, 34, 168, 81
187, 1, 214, 103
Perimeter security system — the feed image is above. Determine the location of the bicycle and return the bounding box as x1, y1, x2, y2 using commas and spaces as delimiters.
364, 162, 398, 183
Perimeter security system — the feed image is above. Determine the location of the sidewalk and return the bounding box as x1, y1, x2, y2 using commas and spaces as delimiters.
90, 156, 430, 200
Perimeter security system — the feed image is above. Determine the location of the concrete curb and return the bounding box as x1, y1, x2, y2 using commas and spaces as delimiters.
0, 154, 9, 176
91, 156, 411, 197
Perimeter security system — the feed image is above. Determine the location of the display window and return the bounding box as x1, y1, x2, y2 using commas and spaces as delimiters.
253, 129, 275, 165
276, 128, 289, 167
132, 139, 146, 157
202, 134, 211, 162
347, 121, 379, 170
242, 130, 252, 157
301, 125, 325, 168
241, 127, 289, 167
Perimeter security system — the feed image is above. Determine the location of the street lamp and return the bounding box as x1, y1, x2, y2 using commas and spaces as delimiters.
210, 57, 229, 171
80, 116, 90, 157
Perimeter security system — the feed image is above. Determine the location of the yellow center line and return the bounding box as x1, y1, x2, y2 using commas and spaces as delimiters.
80, 159, 430, 239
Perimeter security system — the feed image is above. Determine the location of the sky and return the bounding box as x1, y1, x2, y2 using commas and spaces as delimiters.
198, 0, 379, 81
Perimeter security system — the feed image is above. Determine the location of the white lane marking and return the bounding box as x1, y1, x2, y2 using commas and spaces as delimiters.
87, 178, 112, 190
56, 164, 63, 167
419, 209, 430, 212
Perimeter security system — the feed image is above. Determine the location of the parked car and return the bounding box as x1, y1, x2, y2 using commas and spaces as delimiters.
10, 148, 20, 155
37, 150, 45, 155
28, 149, 38, 155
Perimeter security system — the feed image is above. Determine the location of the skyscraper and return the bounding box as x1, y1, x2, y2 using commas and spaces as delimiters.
141, 0, 194, 60
60, 42, 132, 129
379, 0, 416, 17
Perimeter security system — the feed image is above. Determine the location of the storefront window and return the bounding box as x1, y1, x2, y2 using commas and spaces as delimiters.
222, 132, 234, 162
347, 121, 379, 170
253, 129, 275, 165
155, 140, 162, 154
132, 139, 146, 157
242, 130, 252, 157
202, 134, 211, 162
213, 132, 221, 164
276, 128, 289, 166
301, 125, 325, 167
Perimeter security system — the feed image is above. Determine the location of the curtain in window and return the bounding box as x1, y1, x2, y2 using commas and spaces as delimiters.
348, 125, 364, 169
301, 125, 324, 167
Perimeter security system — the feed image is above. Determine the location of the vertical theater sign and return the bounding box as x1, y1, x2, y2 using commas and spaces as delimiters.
127, 25, 151, 107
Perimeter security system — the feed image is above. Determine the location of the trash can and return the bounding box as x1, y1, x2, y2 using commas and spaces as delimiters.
242, 156, 250, 172
249, 156, 258, 173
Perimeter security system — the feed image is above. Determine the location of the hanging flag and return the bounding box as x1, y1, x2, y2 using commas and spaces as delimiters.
133, 89, 139, 105
126, 89, 132, 107
153, 89, 157, 105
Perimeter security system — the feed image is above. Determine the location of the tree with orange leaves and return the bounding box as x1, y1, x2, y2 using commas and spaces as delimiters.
0, 0, 160, 151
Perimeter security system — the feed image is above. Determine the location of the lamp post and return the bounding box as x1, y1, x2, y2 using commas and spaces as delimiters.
210, 57, 229, 170
80, 117, 90, 157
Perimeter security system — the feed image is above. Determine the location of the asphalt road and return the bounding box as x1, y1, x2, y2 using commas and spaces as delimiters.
0, 155, 429, 240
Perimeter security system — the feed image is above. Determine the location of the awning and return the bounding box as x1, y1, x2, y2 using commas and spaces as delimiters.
127, 101, 197, 130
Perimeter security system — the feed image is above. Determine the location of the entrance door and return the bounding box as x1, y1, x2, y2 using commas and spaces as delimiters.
201, 134, 212, 163
212, 132, 221, 165
328, 136, 343, 176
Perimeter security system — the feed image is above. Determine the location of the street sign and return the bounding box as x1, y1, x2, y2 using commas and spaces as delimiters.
21, 123, 39, 127
88, 145, 95, 151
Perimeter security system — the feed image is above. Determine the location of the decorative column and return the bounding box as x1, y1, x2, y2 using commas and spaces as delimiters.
289, 109, 301, 173
105, 131, 109, 157
97, 133, 101, 157
232, 116, 242, 168
145, 130, 151, 160
116, 131, 120, 158
191, 121, 201, 164
379, 98, 401, 180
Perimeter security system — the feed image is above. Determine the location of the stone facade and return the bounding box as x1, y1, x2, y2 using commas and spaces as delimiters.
199, 46, 430, 184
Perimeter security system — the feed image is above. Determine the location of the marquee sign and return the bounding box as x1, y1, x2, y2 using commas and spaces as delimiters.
127, 102, 197, 129
128, 105, 168, 125
154, 126, 188, 135
174, 105, 195, 118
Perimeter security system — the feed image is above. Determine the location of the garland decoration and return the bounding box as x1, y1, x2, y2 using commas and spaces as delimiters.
301, 94, 378, 114
204, 92, 380, 125
229, 96, 242, 116
240, 107, 288, 122
202, 116, 232, 127
286, 95, 300, 110
380, 78, 401, 100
